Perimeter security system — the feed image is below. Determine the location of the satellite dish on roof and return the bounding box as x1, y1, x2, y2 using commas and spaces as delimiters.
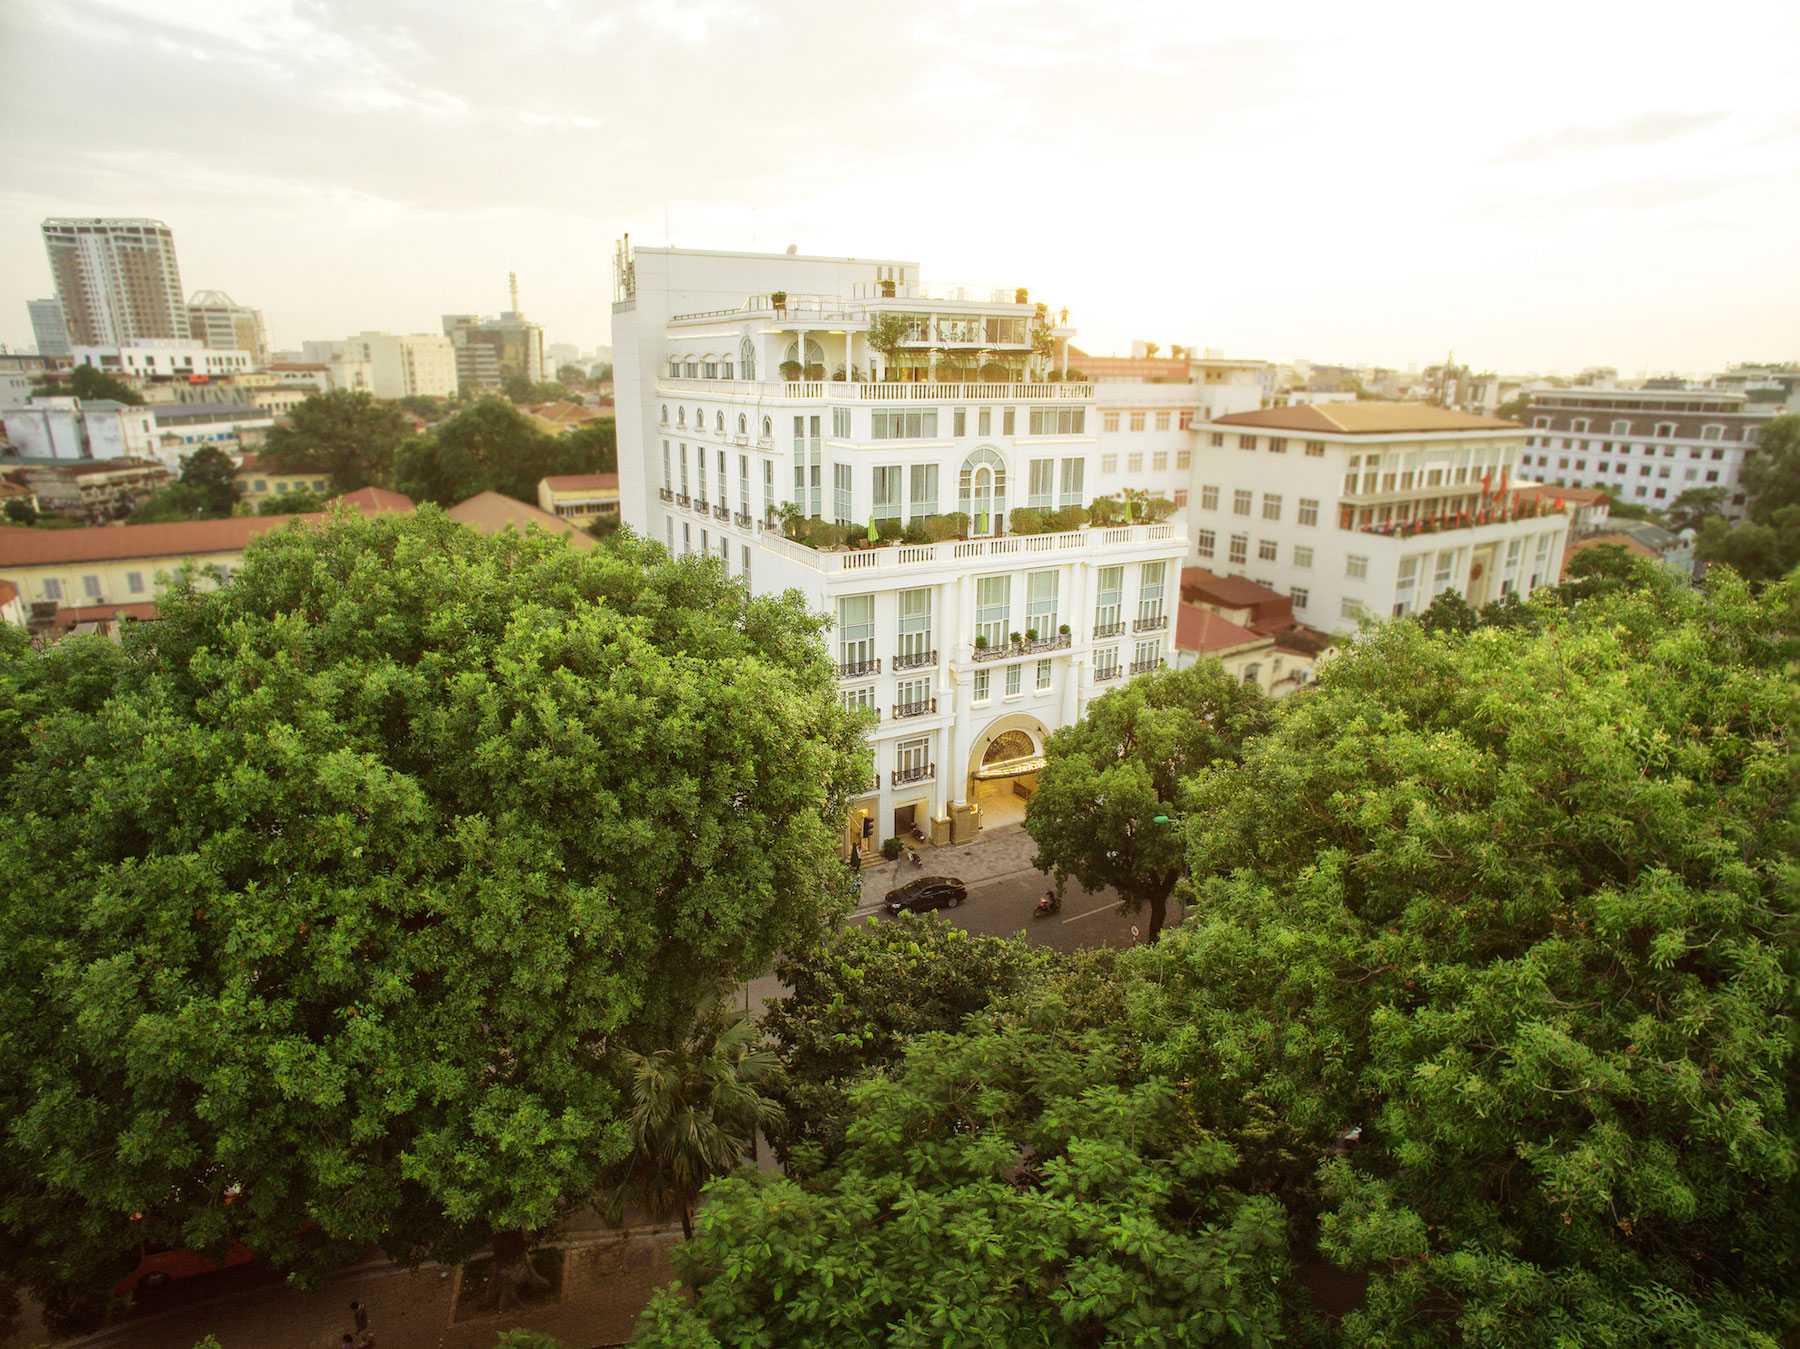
785, 244, 798, 255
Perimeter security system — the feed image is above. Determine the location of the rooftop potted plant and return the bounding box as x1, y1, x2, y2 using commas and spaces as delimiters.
770, 290, 787, 313
779, 360, 803, 382
880, 278, 896, 298
1015, 287, 1029, 305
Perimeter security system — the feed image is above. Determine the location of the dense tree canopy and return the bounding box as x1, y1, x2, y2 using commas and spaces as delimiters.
1696, 415, 1800, 585
762, 916, 1054, 1169
30, 364, 145, 405
260, 389, 410, 492
1024, 663, 1270, 942
0, 512, 868, 1308
636, 570, 1798, 1348
394, 398, 616, 506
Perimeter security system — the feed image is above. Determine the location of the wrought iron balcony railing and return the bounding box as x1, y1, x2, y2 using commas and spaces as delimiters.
1133, 614, 1168, 633
1093, 665, 1124, 683
893, 762, 935, 786
893, 698, 937, 719
893, 648, 937, 671
714, 504, 730, 521
1091, 621, 1126, 639
675, 493, 692, 507
734, 511, 753, 528
658, 487, 675, 502
837, 657, 882, 679
1021, 632, 1072, 654
1129, 658, 1166, 675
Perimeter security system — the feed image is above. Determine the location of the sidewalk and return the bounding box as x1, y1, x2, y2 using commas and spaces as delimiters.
851, 821, 1044, 908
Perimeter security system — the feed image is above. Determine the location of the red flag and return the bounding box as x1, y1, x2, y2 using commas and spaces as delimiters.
1554, 496, 1564, 512
1480, 473, 1491, 496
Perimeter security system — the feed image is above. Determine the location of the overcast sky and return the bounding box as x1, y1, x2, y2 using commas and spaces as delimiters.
2, 0, 1796, 376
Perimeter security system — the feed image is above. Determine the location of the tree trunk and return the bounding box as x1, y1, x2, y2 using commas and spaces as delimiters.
680, 1204, 693, 1242
478, 1228, 550, 1311
1141, 870, 1179, 945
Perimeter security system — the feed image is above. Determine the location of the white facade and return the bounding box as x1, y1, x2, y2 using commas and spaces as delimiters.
3, 398, 158, 462
345, 332, 458, 399
187, 290, 269, 364
74, 341, 254, 382
1519, 386, 1773, 520
1192, 405, 1570, 632
27, 299, 70, 357
614, 242, 1186, 845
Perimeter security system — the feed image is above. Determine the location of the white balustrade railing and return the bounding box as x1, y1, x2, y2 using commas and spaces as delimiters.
658, 378, 1093, 402
759, 523, 1178, 575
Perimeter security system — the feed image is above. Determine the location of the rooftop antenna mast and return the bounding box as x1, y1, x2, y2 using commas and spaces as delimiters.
509, 271, 521, 317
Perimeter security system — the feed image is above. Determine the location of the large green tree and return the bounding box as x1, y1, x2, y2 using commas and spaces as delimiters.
0, 512, 868, 1308
1024, 663, 1271, 942
395, 398, 614, 506
1740, 413, 1800, 523
30, 364, 145, 405
260, 389, 409, 492
1138, 568, 1799, 1346
762, 916, 1055, 1169
179, 445, 239, 517
1694, 415, 1800, 585
634, 1016, 1292, 1348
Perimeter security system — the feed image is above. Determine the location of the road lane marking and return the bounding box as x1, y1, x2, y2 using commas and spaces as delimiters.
1062, 901, 1122, 924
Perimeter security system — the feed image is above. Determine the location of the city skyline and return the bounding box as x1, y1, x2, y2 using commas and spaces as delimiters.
2, 0, 1798, 376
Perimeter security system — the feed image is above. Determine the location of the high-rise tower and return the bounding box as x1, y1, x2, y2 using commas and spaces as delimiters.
41, 218, 186, 348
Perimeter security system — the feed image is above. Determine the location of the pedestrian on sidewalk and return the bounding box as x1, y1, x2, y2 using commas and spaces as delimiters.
351, 1300, 369, 1332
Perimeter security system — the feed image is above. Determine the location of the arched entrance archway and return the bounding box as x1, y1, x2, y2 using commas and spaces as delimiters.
966, 713, 1049, 831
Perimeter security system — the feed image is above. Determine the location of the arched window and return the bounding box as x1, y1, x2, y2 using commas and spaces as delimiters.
660, 404, 668, 425
738, 414, 747, 434
739, 336, 756, 382
958, 447, 1008, 534
669, 359, 680, 378
716, 412, 725, 432
762, 417, 772, 438
677, 407, 686, 427
784, 339, 826, 373
693, 408, 703, 428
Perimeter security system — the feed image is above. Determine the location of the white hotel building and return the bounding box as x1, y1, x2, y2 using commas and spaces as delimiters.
1191, 403, 1570, 629
613, 242, 1186, 849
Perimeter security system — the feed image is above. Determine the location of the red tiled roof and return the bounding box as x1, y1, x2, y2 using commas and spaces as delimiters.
1212, 402, 1518, 434
1176, 603, 1268, 655
51, 601, 161, 634
328, 487, 415, 514
237, 453, 327, 475
445, 491, 595, 550
0, 515, 323, 568
1561, 533, 1659, 577
541, 473, 619, 492
1180, 566, 1282, 608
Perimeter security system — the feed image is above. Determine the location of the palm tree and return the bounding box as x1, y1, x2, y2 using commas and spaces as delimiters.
603, 990, 784, 1240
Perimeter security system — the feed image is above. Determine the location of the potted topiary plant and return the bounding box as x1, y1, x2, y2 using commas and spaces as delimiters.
1058, 623, 1071, 637
1025, 628, 1039, 643
880, 278, 896, 298
881, 836, 902, 861
779, 360, 803, 382
974, 634, 989, 650
1015, 287, 1029, 305
1009, 632, 1022, 648
770, 290, 787, 313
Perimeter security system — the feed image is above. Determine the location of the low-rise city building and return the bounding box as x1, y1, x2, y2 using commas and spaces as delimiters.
4, 458, 172, 523
344, 331, 458, 399
27, 299, 71, 358
1519, 384, 1774, 519
1193, 402, 1569, 631
3, 397, 159, 462
186, 291, 269, 364
537, 473, 620, 526
1175, 567, 1335, 694
73, 340, 254, 385
149, 402, 276, 468
235, 452, 329, 507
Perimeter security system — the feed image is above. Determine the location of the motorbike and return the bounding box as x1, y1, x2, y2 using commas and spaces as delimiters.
906, 848, 924, 868
1033, 891, 1061, 919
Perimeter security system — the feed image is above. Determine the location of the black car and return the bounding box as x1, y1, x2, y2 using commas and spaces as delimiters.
884, 876, 968, 915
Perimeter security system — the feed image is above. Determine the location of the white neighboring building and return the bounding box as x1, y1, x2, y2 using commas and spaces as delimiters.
73, 341, 254, 382
613, 241, 1186, 850
28, 299, 71, 357
187, 290, 269, 364
1192, 403, 1570, 631
1518, 385, 1775, 521
344, 332, 458, 399
3, 397, 158, 462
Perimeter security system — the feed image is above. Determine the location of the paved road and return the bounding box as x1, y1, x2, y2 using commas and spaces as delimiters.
866, 869, 1150, 951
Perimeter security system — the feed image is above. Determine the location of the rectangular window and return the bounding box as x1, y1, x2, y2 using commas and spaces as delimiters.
1134, 639, 1160, 671
83, 574, 102, 599
1201, 485, 1219, 511
1297, 497, 1319, 526
897, 736, 930, 775
1262, 493, 1282, 521
742, 544, 751, 580
979, 407, 991, 436
763, 460, 774, 517
1129, 411, 1146, 432
1291, 586, 1309, 610
1268, 437, 1287, 454
1393, 555, 1421, 617
1035, 659, 1051, 691
975, 575, 1011, 649
1094, 646, 1120, 678
1233, 489, 1252, 516
838, 595, 875, 669
662, 441, 672, 490
1103, 411, 1120, 432
872, 465, 902, 519
973, 669, 991, 702
1340, 597, 1363, 620
841, 685, 877, 714
1095, 566, 1123, 632
1210, 432, 1225, 447
1128, 452, 1144, 473
1179, 411, 1193, 431
909, 463, 939, 517
1346, 555, 1368, 580
740, 454, 750, 512
127, 571, 145, 594
871, 409, 939, 439
1028, 407, 1086, 435
896, 674, 930, 707
680, 444, 690, 492
1026, 569, 1059, 636
1305, 440, 1324, 456
1138, 561, 1166, 625
1257, 539, 1278, 561
1293, 545, 1313, 569
1228, 534, 1248, 565
1239, 434, 1256, 451
1101, 454, 1119, 474
833, 463, 853, 524
1173, 489, 1188, 507
954, 407, 967, 437
1152, 451, 1168, 471
898, 589, 932, 661
1028, 458, 1055, 508
683, 522, 691, 553
667, 518, 675, 549
1003, 407, 1015, 436
1155, 411, 1170, 431
1059, 457, 1084, 507
1005, 664, 1022, 696
1176, 449, 1191, 470
43, 578, 62, 600
832, 406, 851, 438
1196, 529, 1216, 559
